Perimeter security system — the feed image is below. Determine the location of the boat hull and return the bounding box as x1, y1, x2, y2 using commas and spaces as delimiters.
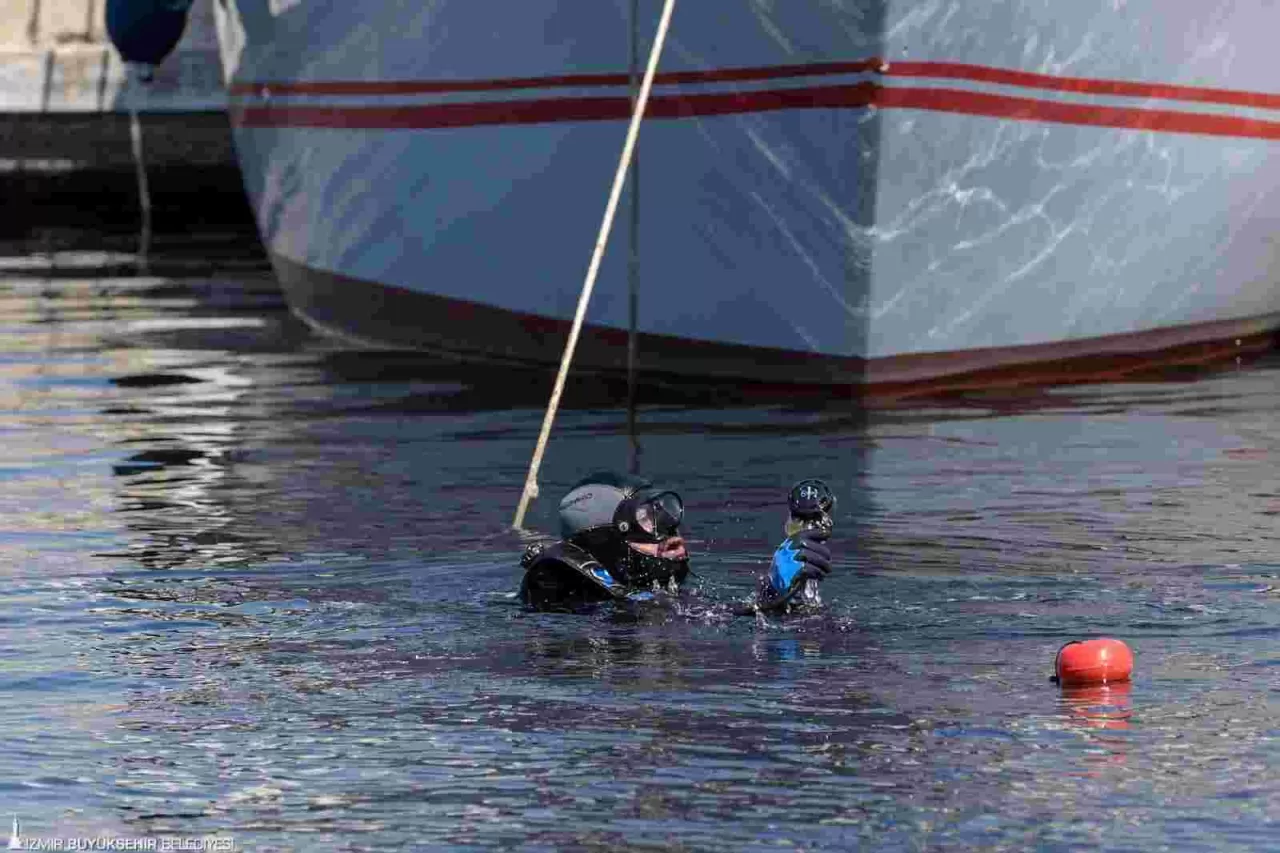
215, 0, 1280, 388
275, 252, 1280, 395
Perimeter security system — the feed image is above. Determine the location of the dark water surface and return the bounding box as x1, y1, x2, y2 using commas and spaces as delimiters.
3, 251, 1280, 851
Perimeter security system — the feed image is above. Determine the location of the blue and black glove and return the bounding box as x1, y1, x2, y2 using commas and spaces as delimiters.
760, 531, 832, 609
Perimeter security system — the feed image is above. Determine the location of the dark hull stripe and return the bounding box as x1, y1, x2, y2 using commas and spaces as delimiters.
271, 253, 1280, 399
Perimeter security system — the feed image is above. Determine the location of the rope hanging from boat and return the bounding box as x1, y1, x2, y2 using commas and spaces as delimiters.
512, 0, 678, 530
626, 0, 642, 476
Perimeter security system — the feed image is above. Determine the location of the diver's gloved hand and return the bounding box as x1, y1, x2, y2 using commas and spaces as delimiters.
766, 530, 832, 596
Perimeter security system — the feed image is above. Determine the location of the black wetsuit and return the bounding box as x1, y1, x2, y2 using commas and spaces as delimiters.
518, 540, 812, 615
518, 541, 637, 610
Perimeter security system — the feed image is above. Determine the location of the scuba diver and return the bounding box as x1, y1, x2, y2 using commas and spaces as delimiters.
519, 471, 834, 613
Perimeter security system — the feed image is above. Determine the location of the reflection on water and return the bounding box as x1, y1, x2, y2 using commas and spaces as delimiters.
2, 248, 1280, 849
1059, 682, 1134, 733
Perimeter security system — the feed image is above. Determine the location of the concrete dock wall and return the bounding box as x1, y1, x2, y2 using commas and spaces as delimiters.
0, 0, 225, 111
0, 1, 257, 249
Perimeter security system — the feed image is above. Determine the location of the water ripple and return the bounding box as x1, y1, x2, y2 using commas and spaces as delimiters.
1, 259, 1280, 848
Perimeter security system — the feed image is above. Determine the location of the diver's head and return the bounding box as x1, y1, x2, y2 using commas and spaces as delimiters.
558, 471, 689, 588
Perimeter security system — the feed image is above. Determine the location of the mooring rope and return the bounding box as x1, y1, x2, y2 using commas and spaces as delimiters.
626, 0, 642, 476
512, 0, 677, 529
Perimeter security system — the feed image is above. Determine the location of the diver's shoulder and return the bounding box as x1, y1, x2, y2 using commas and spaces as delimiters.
519, 540, 622, 609
521, 540, 597, 571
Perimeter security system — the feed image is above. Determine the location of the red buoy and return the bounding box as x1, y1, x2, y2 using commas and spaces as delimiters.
1053, 638, 1133, 687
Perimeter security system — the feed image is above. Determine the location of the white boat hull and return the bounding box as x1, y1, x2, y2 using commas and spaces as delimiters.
214, 1, 1280, 387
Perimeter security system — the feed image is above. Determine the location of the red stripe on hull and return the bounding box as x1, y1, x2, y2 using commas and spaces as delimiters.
227, 59, 885, 97
230, 59, 1280, 112
232, 82, 1280, 140
887, 61, 1280, 111
879, 86, 1280, 140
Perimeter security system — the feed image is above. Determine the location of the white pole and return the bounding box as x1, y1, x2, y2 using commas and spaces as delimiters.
512, 0, 677, 529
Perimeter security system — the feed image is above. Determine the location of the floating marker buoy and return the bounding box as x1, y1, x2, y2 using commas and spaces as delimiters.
1053, 638, 1133, 687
